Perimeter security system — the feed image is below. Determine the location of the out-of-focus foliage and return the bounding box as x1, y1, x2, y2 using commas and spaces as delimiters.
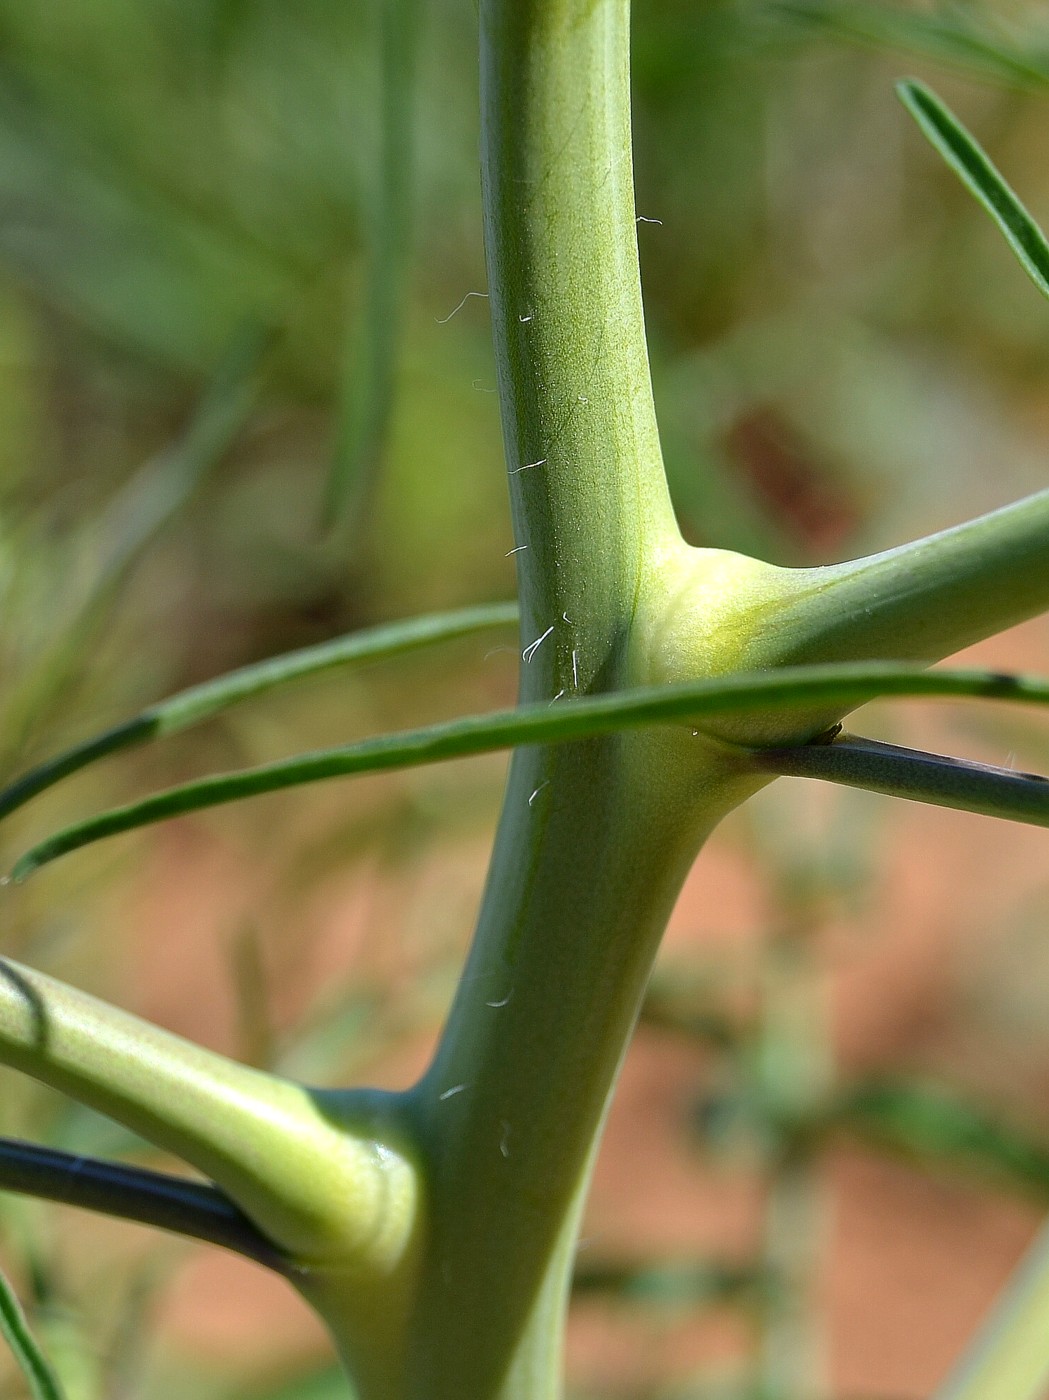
0, 1, 1048, 1397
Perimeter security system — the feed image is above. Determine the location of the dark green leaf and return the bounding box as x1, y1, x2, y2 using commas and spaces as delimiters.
899, 79, 1049, 301
11, 662, 1049, 879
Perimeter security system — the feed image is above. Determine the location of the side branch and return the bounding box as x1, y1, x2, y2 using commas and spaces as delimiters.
765, 488, 1049, 672
0, 1137, 288, 1272
0, 958, 420, 1268
756, 731, 1049, 827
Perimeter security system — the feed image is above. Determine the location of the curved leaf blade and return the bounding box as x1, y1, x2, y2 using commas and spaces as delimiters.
0, 602, 518, 822
898, 79, 1049, 301
0, 1267, 65, 1400
10, 662, 1049, 879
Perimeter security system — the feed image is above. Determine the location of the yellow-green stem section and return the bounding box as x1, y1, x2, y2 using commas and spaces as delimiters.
935, 1217, 1049, 1400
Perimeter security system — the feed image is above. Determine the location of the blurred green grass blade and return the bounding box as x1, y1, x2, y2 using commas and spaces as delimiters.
572, 1258, 765, 1308
0, 1268, 65, 1400
0, 321, 271, 770
759, 731, 1049, 828
12, 663, 1049, 879
0, 601, 518, 821
832, 1079, 1049, 1199
774, 3, 1049, 89
899, 80, 1049, 302
250, 1366, 350, 1400
325, 0, 422, 530
87, 318, 273, 595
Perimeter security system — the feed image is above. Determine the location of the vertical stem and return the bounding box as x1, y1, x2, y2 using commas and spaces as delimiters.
393, 4, 757, 1398
480, 0, 680, 689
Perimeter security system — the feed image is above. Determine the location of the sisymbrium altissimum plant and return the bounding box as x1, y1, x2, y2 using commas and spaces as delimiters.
2, 5, 1049, 1399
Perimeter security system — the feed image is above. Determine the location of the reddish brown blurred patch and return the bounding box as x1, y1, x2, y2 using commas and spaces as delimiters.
725, 407, 860, 557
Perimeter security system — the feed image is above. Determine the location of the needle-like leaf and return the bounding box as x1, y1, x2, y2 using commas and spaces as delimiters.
0, 602, 518, 822
0, 1137, 287, 1272
10, 663, 1049, 879
898, 79, 1049, 301
757, 731, 1049, 827
0, 1265, 65, 1400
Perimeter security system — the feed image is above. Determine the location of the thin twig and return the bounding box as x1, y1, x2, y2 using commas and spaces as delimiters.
0, 1138, 288, 1275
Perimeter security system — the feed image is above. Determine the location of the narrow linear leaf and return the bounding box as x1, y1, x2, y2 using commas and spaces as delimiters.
11, 663, 1049, 879
758, 731, 1049, 826
325, 0, 422, 529
0, 602, 518, 821
898, 79, 1049, 301
0, 1266, 65, 1400
775, 3, 1049, 91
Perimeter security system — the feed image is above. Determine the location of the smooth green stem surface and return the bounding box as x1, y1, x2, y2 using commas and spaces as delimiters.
381, 4, 748, 1397
0, 960, 416, 1269
651, 488, 1049, 745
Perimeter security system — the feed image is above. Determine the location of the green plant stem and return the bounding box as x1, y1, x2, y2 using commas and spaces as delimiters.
0, 959, 418, 1269
0, 1137, 287, 1271
934, 1217, 1049, 1400
651, 488, 1049, 746
369, 4, 753, 1396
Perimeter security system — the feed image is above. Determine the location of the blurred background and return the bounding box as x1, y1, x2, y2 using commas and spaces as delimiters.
0, 0, 1049, 1396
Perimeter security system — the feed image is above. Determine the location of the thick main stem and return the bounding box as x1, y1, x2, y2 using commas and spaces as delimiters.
388, 4, 755, 1397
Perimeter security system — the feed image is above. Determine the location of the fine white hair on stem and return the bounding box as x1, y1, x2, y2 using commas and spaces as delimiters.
509, 458, 546, 475
519, 311, 533, 323
472, 379, 497, 393
485, 991, 512, 1009
499, 1121, 511, 1159
505, 543, 529, 555
522, 625, 554, 662
435, 290, 489, 323
528, 781, 550, 807
636, 215, 663, 225
571, 649, 579, 690
549, 688, 566, 705
439, 1084, 468, 1101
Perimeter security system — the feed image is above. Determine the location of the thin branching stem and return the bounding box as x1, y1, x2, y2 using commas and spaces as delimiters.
756, 731, 1049, 825
0, 1138, 289, 1273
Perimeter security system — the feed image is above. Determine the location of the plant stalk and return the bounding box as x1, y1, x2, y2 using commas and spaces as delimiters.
369, 4, 758, 1396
